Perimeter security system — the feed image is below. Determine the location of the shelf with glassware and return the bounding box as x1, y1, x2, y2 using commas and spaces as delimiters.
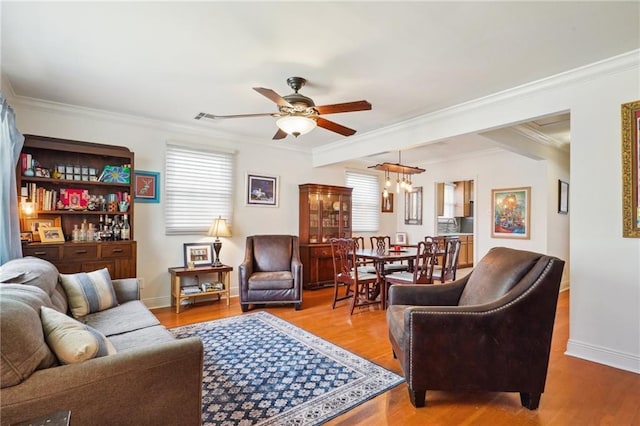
299, 183, 352, 289
16, 134, 137, 279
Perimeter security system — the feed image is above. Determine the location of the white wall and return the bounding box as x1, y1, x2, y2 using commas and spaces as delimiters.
9, 51, 640, 374
10, 103, 397, 307
312, 51, 640, 373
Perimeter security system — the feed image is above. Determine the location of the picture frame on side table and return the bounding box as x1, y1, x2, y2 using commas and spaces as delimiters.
381, 193, 394, 213
183, 243, 214, 267
246, 173, 279, 207
395, 232, 407, 245
558, 180, 569, 214
622, 100, 640, 237
134, 170, 160, 203
38, 226, 65, 243
491, 187, 531, 239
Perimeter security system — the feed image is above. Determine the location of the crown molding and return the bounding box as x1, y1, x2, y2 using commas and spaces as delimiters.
314, 49, 639, 162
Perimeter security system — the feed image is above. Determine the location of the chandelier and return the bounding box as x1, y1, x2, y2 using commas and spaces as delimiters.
368, 151, 425, 196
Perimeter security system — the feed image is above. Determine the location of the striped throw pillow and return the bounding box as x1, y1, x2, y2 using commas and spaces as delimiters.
59, 268, 118, 318
40, 306, 117, 364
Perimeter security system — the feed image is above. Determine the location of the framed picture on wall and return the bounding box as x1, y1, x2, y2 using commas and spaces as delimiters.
134, 170, 160, 203
381, 193, 393, 213
246, 173, 279, 207
558, 180, 569, 214
491, 187, 531, 239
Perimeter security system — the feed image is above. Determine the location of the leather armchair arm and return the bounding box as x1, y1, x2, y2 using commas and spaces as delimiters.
388, 277, 468, 306
238, 242, 254, 299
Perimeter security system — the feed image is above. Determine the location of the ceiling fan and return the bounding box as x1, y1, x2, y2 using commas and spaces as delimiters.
195, 77, 372, 139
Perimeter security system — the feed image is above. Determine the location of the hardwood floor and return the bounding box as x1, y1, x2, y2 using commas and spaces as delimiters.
153, 289, 640, 425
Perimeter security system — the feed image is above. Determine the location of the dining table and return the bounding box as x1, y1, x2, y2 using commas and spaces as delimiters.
354, 247, 419, 308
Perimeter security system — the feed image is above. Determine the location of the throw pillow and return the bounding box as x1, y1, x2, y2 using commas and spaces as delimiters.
40, 306, 116, 364
59, 268, 118, 318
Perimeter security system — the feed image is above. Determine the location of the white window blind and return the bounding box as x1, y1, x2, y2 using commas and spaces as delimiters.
165, 145, 234, 235
345, 171, 379, 232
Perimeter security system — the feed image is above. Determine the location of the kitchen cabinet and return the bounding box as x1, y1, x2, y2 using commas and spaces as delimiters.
454, 180, 473, 217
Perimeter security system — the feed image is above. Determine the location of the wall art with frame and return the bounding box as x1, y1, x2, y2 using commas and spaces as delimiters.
491, 186, 531, 239
38, 226, 65, 243
134, 170, 160, 203
381, 193, 394, 213
183, 243, 214, 267
246, 173, 279, 207
622, 100, 640, 237
558, 180, 569, 214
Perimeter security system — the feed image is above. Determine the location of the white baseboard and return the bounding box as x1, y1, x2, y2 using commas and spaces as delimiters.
566, 339, 640, 374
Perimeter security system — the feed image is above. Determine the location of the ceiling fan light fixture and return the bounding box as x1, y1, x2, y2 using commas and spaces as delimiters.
276, 115, 317, 137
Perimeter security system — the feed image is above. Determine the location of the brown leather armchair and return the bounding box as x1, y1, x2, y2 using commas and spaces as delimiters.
238, 235, 303, 312
386, 247, 565, 410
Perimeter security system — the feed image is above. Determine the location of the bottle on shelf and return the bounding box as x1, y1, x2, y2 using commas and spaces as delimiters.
121, 214, 130, 240
72, 224, 79, 242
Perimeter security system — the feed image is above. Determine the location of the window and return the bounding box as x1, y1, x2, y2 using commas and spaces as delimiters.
443, 183, 455, 218
345, 171, 379, 232
165, 144, 234, 235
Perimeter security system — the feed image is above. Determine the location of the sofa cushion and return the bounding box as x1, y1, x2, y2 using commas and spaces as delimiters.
59, 268, 118, 318
248, 271, 293, 290
0, 256, 67, 313
0, 285, 57, 388
40, 306, 117, 364
81, 300, 161, 337
108, 325, 175, 351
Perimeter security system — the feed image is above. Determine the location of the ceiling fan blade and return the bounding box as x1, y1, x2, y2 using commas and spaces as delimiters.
315, 100, 372, 115
253, 87, 293, 108
316, 117, 357, 136
195, 112, 276, 120
272, 128, 288, 140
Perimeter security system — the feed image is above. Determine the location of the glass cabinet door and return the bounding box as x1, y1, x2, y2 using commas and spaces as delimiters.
308, 194, 320, 243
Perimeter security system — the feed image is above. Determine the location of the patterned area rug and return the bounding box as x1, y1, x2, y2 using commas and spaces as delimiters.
171, 311, 404, 425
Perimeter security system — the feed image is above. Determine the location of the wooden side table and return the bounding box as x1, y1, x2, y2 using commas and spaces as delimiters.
168, 264, 232, 313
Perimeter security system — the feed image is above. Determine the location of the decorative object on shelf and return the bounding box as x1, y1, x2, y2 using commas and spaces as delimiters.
368, 151, 426, 194
38, 226, 65, 243
60, 188, 89, 209
99, 165, 131, 183
22, 217, 61, 242
491, 187, 531, 239
183, 243, 214, 267
208, 216, 232, 267
133, 170, 160, 203
404, 186, 422, 225
246, 173, 279, 207
381, 192, 393, 213
558, 180, 569, 214
622, 100, 640, 237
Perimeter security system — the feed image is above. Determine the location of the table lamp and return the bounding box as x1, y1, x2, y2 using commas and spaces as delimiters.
208, 216, 231, 267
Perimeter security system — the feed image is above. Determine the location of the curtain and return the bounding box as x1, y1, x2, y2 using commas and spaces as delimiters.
0, 92, 25, 263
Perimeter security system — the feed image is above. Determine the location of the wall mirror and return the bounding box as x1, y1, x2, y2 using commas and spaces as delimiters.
404, 186, 422, 225
622, 100, 640, 238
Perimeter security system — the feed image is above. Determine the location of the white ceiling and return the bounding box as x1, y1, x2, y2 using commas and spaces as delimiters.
2, 2, 639, 164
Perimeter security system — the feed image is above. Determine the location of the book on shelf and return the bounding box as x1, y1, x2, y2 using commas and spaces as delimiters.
181, 285, 202, 295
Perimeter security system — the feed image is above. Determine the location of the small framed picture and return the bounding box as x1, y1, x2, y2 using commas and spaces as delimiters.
38, 226, 65, 243
22, 217, 61, 242
134, 170, 160, 203
246, 173, 279, 207
20, 232, 33, 243
381, 193, 394, 213
395, 232, 407, 245
558, 180, 569, 214
183, 243, 214, 267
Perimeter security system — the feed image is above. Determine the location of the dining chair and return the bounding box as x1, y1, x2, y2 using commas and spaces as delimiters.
432, 238, 462, 283
385, 241, 439, 287
369, 235, 408, 273
330, 238, 382, 314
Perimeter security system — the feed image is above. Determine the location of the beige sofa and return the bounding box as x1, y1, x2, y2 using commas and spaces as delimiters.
0, 257, 203, 425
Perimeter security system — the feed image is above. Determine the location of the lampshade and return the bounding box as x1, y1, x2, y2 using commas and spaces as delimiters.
208, 216, 231, 239
276, 115, 317, 137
